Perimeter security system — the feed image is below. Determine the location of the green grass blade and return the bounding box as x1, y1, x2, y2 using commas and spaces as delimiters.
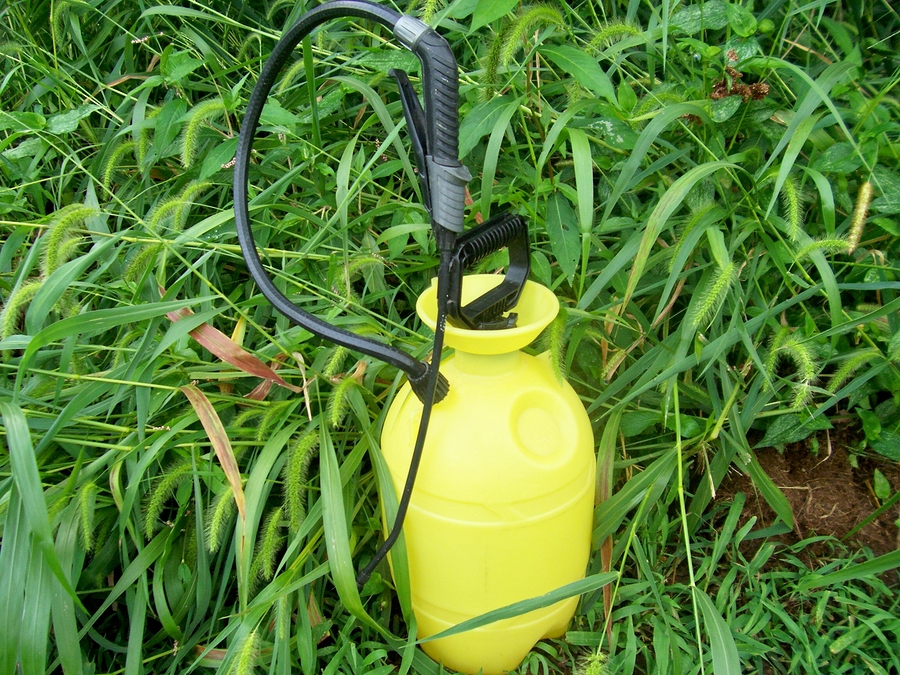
0, 401, 83, 608
763, 112, 821, 219
600, 103, 712, 224
479, 97, 520, 221
318, 428, 385, 636
0, 489, 28, 675
621, 160, 737, 314
418, 572, 617, 644
695, 592, 740, 675
797, 550, 900, 591
14, 299, 199, 398
21, 536, 53, 675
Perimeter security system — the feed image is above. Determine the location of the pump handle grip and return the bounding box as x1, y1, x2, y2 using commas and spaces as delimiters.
393, 17, 470, 235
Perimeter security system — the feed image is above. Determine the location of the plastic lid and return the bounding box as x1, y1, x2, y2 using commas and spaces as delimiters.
417, 274, 559, 355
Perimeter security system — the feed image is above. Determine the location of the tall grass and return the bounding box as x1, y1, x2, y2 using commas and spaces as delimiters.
2, 0, 899, 673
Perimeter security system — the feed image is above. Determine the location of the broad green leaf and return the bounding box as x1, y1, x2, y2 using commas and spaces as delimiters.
621, 411, 661, 437
711, 95, 742, 123
871, 430, 900, 462
873, 469, 891, 501
696, 592, 741, 675
471, 0, 517, 31
200, 137, 238, 180
0, 110, 46, 132
568, 128, 594, 234
540, 45, 616, 104
259, 100, 299, 129
46, 104, 101, 135
726, 3, 758, 37
544, 193, 580, 283
755, 413, 832, 448
459, 96, 516, 159
813, 141, 863, 173
161, 49, 204, 84
670, 1, 729, 34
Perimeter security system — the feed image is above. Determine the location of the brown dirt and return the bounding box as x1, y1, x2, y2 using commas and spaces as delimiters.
717, 425, 900, 560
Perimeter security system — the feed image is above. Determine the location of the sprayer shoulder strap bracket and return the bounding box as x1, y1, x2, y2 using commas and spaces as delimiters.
447, 212, 530, 330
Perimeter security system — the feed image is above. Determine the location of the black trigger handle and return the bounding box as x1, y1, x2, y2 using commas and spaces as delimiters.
389, 68, 431, 211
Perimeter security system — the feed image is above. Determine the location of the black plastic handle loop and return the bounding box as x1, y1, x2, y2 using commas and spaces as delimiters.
234, 0, 458, 400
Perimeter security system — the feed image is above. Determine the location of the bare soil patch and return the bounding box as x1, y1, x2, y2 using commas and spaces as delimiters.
719, 425, 900, 559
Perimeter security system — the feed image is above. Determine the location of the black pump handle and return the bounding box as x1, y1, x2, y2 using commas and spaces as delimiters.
234, 0, 466, 400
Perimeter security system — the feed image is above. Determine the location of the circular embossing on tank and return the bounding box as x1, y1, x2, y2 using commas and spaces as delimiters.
515, 406, 560, 457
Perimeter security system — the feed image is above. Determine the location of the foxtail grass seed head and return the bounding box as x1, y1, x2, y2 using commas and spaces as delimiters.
275, 58, 308, 97
538, 306, 567, 384
180, 97, 227, 168
77, 480, 98, 552
323, 346, 349, 378
143, 460, 192, 538
588, 20, 641, 50
796, 238, 851, 260
500, 6, 565, 68
283, 429, 320, 532
148, 181, 211, 233
328, 376, 358, 428
229, 628, 260, 675
827, 349, 879, 394
847, 180, 873, 254
206, 484, 236, 553
123, 244, 162, 285
42, 204, 98, 277
1, 279, 42, 339
101, 140, 136, 189
255, 400, 292, 443
764, 329, 819, 396
253, 506, 284, 582
685, 260, 738, 331
483, 26, 508, 97
51, 0, 89, 53
419, 0, 441, 23
790, 381, 814, 410
780, 175, 804, 241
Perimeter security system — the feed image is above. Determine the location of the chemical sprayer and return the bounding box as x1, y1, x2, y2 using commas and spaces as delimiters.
234, 3, 595, 672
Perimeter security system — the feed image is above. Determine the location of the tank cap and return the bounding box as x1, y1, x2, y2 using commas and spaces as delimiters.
418, 275, 558, 355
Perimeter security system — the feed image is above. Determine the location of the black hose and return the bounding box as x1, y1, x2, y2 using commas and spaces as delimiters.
234, 0, 430, 382
356, 245, 451, 588
233, 0, 456, 590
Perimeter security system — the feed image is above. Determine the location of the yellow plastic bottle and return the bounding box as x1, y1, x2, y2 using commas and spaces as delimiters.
381, 275, 596, 675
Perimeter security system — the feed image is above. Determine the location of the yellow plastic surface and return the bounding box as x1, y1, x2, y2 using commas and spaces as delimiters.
381, 275, 596, 675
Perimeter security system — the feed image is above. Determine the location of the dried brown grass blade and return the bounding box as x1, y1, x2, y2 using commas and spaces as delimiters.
181, 384, 246, 522
166, 305, 300, 392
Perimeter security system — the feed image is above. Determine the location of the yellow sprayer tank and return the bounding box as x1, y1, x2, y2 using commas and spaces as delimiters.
381, 275, 595, 675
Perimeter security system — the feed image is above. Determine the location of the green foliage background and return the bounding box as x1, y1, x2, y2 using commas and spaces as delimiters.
2, 0, 900, 673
